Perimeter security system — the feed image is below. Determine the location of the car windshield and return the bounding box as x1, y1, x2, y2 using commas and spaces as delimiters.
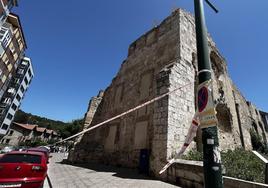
0, 154, 41, 164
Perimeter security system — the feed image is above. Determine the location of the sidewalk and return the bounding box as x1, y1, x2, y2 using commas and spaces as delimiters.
44, 153, 179, 188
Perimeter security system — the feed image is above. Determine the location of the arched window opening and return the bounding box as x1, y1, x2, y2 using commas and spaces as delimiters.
216, 103, 232, 132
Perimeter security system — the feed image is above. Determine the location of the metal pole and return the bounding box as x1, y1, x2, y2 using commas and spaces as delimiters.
265, 163, 268, 184
194, 0, 223, 187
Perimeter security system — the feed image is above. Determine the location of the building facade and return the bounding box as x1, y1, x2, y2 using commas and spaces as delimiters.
69, 9, 268, 177
1, 122, 59, 146
0, 2, 34, 137
0, 57, 33, 135
0, 13, 27, 99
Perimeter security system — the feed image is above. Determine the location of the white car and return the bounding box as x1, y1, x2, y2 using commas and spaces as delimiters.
0, 146, 15, 154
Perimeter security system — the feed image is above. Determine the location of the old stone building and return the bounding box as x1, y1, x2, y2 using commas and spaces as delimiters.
68, 9, 267, 177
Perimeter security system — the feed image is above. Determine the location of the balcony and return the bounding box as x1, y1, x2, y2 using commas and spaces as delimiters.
19, 60, 29, 69
15, 67, 25, 77
0, 22, 12, 47
13, 61, 30, 81
6, 87, 15, 97
0, 22, 12, 56
0, 97, 11, 107
9, 79, 20, 89
0, 107, 6, 116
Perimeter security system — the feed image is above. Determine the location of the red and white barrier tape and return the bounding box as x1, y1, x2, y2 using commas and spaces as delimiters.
54, 81, 193, 145
159, 113, 200, 174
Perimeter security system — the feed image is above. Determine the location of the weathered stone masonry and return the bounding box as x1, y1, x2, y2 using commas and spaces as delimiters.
84, 90, 104, 129
69, 9, 267, 177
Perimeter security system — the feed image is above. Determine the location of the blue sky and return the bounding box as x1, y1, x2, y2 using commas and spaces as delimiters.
14, 0, 268, 122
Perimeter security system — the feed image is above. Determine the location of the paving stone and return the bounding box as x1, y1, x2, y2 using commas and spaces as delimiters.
44, 153, 179, 188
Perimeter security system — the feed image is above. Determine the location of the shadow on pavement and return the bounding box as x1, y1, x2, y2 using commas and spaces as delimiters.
57, 160, 156, 181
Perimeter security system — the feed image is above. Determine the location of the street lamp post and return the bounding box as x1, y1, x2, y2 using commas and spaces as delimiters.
193, 0, 223, 187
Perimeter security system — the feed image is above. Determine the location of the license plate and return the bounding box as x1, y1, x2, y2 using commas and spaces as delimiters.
0, 184, 22, 187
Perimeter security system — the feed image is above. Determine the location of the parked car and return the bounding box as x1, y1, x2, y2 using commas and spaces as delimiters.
27, 148, 50, 163
18, 146, 28, 152
0, 151, 48, 188
37, 146, 50, 152
0, 146, 16, 154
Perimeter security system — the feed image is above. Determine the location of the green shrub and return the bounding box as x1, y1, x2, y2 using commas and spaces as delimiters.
19, 139, 48, 147
182, 148, 265, 183
222, 148, 264, 183
182, 149, 203, 161
30, 139, 48, 147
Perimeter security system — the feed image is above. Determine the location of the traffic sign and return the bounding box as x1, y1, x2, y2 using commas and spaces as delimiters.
198, 86, 208, 112
197, 80, 217, 129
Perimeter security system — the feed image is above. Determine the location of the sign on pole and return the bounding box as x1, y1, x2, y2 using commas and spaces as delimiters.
197, 80, 217, 129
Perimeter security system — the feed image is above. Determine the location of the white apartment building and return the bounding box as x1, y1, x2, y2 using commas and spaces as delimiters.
0, 57, 34, 136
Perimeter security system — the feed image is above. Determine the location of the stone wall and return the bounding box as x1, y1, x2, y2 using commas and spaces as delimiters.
70, 10, 183, 170
84, 90, 104, 129
167, 61, 195, 159
260, 111, 268, 132
69, 8, 267, 177
177, 10, 260, 151
167, 159, 268, 188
